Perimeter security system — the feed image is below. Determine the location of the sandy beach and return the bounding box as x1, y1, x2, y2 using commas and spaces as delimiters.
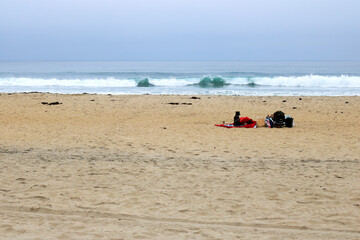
0, 93, 359, 239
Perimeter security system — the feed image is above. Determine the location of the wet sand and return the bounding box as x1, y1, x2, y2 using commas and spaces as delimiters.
0, 93, 359, 239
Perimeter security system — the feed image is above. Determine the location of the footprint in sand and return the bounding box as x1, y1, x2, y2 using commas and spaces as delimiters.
28, 196, 49, 201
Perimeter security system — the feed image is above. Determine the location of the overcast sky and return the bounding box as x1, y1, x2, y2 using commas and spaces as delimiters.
0, 0, 359, 61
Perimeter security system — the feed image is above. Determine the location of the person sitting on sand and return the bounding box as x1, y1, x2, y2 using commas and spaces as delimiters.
233, 111, 241, 127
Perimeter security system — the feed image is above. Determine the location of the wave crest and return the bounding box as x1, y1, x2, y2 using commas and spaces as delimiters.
197, 77, 228, 88
137, 78, 154, 87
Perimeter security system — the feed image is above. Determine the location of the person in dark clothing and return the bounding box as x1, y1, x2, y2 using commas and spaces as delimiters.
233, 111, 241, 127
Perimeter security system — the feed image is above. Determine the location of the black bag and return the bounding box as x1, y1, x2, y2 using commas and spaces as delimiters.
273, 111, 285, 128
285, 117, 293, 128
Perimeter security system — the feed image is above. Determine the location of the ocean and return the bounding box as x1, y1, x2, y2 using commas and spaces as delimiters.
0, 61, 359, 96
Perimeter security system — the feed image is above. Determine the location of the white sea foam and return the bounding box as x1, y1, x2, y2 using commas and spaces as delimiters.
250, 75, 360, 87
1, 75, 359, 88
148, 77, 198, 86
0, 77, 137, 87
0, 75, 359, 96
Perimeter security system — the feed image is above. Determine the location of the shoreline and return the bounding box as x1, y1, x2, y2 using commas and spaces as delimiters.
0, 93, 359, 239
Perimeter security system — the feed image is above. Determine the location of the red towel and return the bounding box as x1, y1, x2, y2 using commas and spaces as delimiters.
215, 117, 257, 128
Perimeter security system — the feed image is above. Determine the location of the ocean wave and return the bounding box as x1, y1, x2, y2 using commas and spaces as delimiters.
251, 75, 360, 88
0, 75, 359, 89
137, 78, 154, 87
194, 77, 229, 88
0, 77, 137, 87
229, 75, 360, 88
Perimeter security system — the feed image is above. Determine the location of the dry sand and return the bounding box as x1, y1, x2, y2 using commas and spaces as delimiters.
0, 93, 359, 239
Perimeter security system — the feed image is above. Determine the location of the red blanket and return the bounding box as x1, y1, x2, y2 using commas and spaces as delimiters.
215, 117, 257, 128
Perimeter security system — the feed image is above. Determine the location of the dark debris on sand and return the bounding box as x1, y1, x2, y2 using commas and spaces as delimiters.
167, 102, 192, 105
41, 102, 62, 105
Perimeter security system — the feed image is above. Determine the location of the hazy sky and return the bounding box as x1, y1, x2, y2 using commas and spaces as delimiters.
1, 0, 359, 61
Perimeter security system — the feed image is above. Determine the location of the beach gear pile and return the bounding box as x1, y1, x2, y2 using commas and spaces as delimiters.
265, 111, 294, 128
215, 110, 294, 129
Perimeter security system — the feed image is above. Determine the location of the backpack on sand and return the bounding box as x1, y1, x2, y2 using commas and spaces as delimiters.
273, 111, 285, 128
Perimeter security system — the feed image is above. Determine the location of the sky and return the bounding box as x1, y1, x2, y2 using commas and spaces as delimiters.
0, 0, 359, 61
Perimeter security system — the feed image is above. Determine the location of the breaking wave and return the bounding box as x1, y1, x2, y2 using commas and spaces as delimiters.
137, 78, 154, 87
251, 75, 360, 88
0, 75, 359, 90
196, 77, 229, 88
